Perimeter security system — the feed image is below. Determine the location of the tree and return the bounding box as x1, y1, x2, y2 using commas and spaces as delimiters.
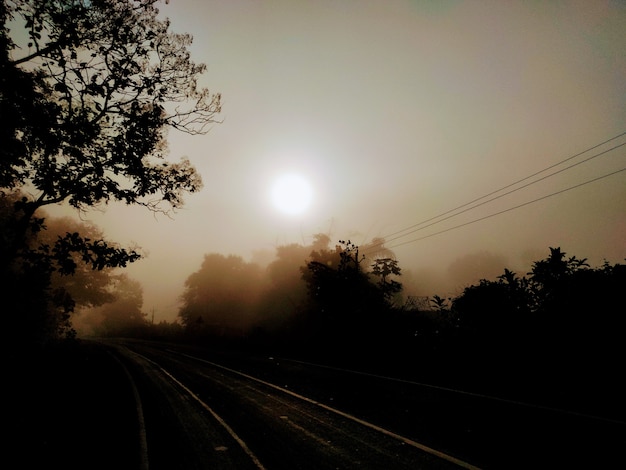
1, 0, 220, 345
452, 279, 522, 334
302, 240, 362, 318
528, 247, 588, 312
178, 254, 265, 337
1, 191, 143, 344
256, 242, 311, 328
2, 0, 220, 223
370, 257, 402, 304
301, 240, 401, 349
40, 216, 123, 309
85, 273, 147, 337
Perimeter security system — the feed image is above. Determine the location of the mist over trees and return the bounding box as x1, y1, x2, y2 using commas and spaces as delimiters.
179, 254, 266, 337
169, 237, 625, 406
172, 237, 625, 372
1, 195, 148, 341
75, 273, 148, 338
177, 236, 405, 354
300, 239, 402, 350
41, 217, 122, 310
446, 251, 509, 291
0, 190, 141, 344
1, 0, 220, 348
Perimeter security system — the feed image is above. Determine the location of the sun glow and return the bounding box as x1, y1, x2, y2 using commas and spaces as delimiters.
270, 173, 313, 215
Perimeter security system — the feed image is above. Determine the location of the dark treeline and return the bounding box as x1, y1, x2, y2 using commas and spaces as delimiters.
175, 235, 404, 352
133, 239, 625, 411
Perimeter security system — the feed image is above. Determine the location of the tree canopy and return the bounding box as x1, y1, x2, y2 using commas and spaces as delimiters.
83, 273, 147, 337
178, 253, 265, 336
0, 0, 220, 346
2, 0, 220, 215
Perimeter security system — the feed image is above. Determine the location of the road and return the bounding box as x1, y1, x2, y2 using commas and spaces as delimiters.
104, 339, 625, 469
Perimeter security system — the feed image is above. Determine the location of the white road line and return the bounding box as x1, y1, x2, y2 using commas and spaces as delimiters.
135, 351, 267, 470
174, 350, 482, 470
107, 351, 150, 470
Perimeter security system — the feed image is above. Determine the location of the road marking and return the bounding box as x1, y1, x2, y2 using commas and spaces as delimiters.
174, 350, 482, 470
107, 351, 150, 470
279, 415, 332, 447
131, 351, 267, 470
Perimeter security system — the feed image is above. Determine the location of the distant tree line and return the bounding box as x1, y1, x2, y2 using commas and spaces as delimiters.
176, 236, 404, 351
171, 241, 625, 402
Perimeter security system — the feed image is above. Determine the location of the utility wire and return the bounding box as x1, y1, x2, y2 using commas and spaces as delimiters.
362, 131, 626, 253
386, 166, 626, 249
385, 131, 626, 239
376, 141, 626, 248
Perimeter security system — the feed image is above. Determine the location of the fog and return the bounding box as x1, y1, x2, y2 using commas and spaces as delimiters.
49, 0, 626, 322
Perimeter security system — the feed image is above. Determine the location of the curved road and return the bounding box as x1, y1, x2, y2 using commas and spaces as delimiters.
104, 339, 625, 470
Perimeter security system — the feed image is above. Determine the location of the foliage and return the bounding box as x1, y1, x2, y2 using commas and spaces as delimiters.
301, 240, 403, 347
0, 0, 219, 345
303, 240, 368, 317
526, 246, 589, 314
254, 242, 311, 331
178, 254, 266, 336
429, 294, 449, 312
175, 236, 405, 349
41, 217, 129, 309
370, 257, 402, 303
246, 233, 340, 344
80, 273, 147, 337
449, 247, 625, 362
1, 191, 140, 345
2, 0, 220, 215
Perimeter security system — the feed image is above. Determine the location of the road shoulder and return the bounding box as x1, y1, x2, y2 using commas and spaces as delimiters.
6, 339, 140, 469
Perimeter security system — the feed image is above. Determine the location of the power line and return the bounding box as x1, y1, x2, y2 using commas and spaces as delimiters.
362, 131, 626, 253
386, 166, 626, 249
387, 131, 626, 239
378, 141, 626, 247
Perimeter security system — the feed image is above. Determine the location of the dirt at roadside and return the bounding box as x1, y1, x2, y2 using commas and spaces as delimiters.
5, 340, 141, 469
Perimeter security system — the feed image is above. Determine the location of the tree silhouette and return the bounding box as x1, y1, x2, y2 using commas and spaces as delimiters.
2, 0, 219, 231
255, 242, 311, 330
445, 247, 626, 396
85, 274, 147, 337
370, 257, 402, 304
178, 254, 265, 338
1, 0, 219, 345
528, 247, 589, 312
301, 240, 402, 350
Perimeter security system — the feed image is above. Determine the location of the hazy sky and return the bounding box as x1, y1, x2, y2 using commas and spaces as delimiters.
50, 0, 626, 321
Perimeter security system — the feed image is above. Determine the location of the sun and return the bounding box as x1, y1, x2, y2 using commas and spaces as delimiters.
270, 173, 313, 215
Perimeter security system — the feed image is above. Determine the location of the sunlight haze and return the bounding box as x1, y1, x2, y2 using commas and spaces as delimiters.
270, 173, 314, 216
47, 0, 626, 322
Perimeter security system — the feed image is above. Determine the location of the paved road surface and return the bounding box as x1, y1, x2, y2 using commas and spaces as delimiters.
7, 339, 625, 469
108, 339, 625, 469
